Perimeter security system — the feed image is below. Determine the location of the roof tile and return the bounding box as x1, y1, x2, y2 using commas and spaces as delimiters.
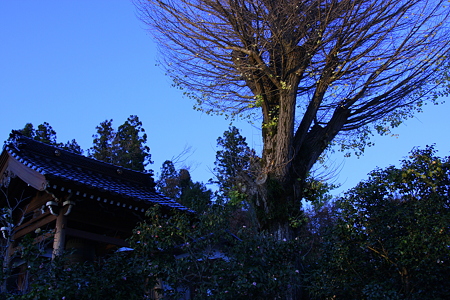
4, 132, 191, 212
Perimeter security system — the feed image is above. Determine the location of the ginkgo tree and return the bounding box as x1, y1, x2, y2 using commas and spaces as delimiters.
134, 0, 450, 237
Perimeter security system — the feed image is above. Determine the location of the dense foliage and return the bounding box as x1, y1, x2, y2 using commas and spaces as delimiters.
6, 123, 450, 300
131, 204, 303, 300
0, 233, 147, 300
307, 146, 450, 299
157, 160, 213, 212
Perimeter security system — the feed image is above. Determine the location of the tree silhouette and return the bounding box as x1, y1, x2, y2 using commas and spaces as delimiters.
157, 160, 212, 212
90, 119, 116, 164
17, 122, 83, 154
90, 115, 152, 172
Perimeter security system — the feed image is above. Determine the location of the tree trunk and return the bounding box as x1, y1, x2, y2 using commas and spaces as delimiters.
1, 238, 14, 293
257, 95, 350, 238
257, 87, 299, 234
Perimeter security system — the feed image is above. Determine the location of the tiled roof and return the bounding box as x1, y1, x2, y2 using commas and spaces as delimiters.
3, 131, 191, 212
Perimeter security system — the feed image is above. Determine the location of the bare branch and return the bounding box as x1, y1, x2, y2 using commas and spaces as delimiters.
134, 0, 450, 230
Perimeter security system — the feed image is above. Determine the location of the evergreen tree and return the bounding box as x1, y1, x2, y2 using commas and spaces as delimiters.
90, 119, 116, 164
16, 122, 82, 154
34, 122, 58, 145
157, 161, 212, 212
157, 160, 180, 199
114, 115, 152, 172
63, 139, 83, 155
21, 123, 35, 138
89, 116, 152, 172
179, 176, 212, 213
18, 122, 59, 146
211, 127, 261, 231
212, 126, 257, 204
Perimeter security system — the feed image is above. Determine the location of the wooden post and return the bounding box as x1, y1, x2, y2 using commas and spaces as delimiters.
52, 210, 66, 259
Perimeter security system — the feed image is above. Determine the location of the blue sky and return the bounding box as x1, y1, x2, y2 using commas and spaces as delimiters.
1, 1, 449, 196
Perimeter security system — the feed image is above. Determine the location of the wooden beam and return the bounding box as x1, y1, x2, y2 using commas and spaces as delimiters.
13, 213, 57, 240
25, 191, 54, 214
3, 153, 47, 191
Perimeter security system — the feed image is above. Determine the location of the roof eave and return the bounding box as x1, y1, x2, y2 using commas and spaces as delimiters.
0, 150, 47, 191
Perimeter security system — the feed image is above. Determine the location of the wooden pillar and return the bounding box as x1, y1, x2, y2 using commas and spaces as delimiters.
52, 211, 67, 259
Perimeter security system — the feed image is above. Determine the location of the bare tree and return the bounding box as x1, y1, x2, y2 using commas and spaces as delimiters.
0, 181, 33, 293
134, 0, 450, 236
